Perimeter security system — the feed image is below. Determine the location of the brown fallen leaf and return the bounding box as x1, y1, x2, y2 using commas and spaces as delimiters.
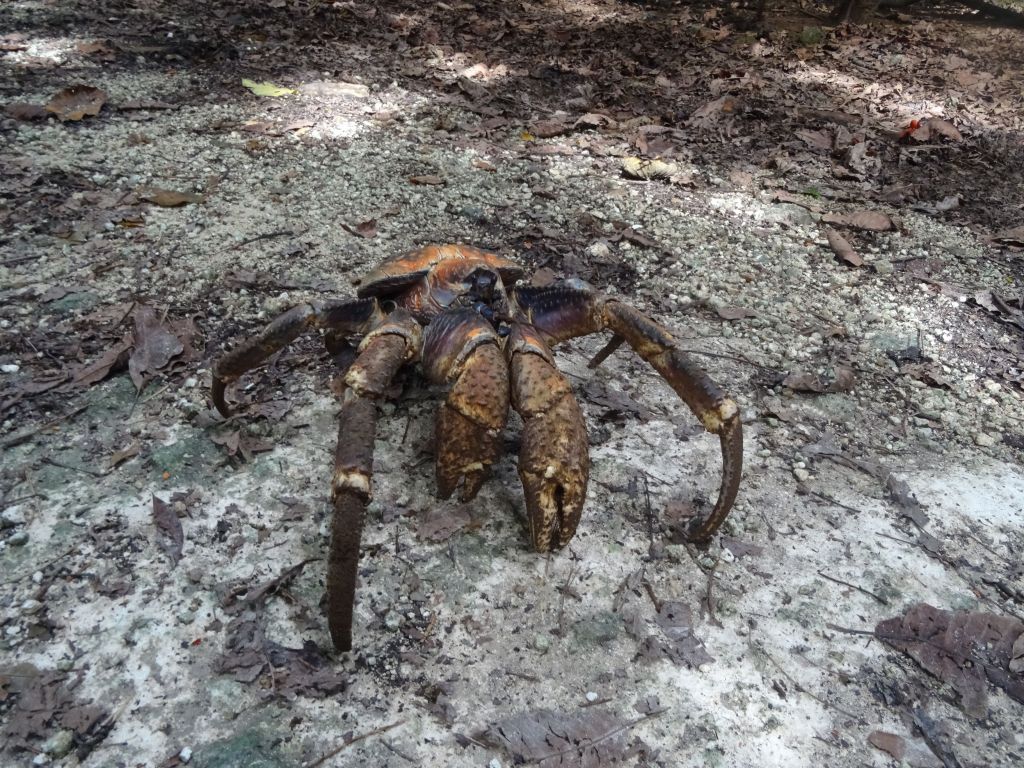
472, 158, 496, 172
991, 225, 1024, 246
408, 175, 444, 186
128, 305, 183, 390
689, 94, 738, 124
108, 440, 141, 469
911, 118, 963, 142
4, 103, 50, 121
717, 305, 758, 320
71, 335, 133, 386
45, 84, 107, 121
416, 505, 473, 542
868, 731, 907, 761
152, 494, 184, 565
529, 118, 573, 138
827, 227, 860, 266
342, 218, 377, 238
479, 708, 634, 767
139, 188, 203, 207
782, 365, 855, 394
876, 603, 1024, 717
574, 112, 615, 130
796, 128, 833, 151
822, 210, 894, 231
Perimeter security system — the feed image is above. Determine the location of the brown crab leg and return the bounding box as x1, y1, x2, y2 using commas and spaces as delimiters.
506, 323, 589, 553
514, 285, 743, 542
211, 297, 385, 417
420, 309, 509, 502
328, 309, 422, 652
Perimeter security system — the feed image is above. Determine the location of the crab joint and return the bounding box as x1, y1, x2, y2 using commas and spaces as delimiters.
332, 469, 371, 499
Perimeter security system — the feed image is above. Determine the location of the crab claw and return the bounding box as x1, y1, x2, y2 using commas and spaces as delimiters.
422, 310, 510, 502
508, 324, 589, 552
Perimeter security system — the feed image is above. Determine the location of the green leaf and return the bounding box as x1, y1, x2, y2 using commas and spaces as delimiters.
241, 79, 296, 97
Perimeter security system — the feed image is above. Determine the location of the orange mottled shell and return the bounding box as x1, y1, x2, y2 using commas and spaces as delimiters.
354, 244, 522, 299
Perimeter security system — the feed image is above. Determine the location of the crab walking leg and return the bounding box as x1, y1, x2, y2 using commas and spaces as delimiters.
506, 324, 589, 553
211, 297, 385, 417
514, 285, 743, 541
420, 309, 510, 502
328, 310, 421, 652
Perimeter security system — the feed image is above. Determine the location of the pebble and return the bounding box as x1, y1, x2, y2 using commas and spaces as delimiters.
489, 760, 502, 768
0, 363, 19, 373
1, 509, 25, 528
22, 599, 43, 614
533, 634, 551, 652
7, 531, 29, 546
974, 432, 996, 447
179, 746, 193, 763
793, 467, 810, 483
43, 729, 74, 757
585, 691, 599, 702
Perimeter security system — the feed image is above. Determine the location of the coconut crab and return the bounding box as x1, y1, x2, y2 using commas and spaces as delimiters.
212, 244, 743, 651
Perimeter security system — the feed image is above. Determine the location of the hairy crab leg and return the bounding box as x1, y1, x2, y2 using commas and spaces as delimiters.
420, 309, 510, 502
329, 310, 422, 652
513, 285, 743, 542
506, 324, 589, 553
211, 297, 384, 417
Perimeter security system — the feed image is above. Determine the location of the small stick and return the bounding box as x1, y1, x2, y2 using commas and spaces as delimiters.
806, 490, 866, 516
1, 405, 88, 450
381, 740, 416, 763
41, 456, 108, 478
816, 569, 889, 605
229, 229, 294, 251
751, 640, 866, 724
704, 561, 721, 626
303, 719, 406, 768
912, 707, 963, 768
505, 669, 541, 683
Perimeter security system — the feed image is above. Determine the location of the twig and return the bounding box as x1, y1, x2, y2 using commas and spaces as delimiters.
751, 640, 866, 724
806, 490, 866, 516
41, 456, 108, 478
817, 569, 889, 605
533, 709, 666, 764
1, 405, 88, 450
381, 740, 416, 763
504, 669, 540, 683
912, 707, 963, 768
229, 229, 294, 251
303, 719, 406, 768
580, 696, 613, 708
704, 560, 721, 627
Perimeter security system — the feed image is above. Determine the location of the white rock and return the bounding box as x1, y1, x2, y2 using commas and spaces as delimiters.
0, 364, 19, 373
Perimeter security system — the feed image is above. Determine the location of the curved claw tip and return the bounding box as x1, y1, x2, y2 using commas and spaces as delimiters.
211, 377, 232, 418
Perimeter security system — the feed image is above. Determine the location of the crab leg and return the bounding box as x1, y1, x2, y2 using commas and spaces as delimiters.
506, 324, 589, 553
329, 310, 421, 652
514, 285, 743, 542
420, 309, 509, 502
211, 297, 385, 417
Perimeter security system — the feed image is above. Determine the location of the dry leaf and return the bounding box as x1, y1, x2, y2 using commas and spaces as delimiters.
822, 210, 894, 231
911, 118, 963, 142
472, 158, 496, 172
342, 219, 378, 238
408, 175, 445, 185
480, 708, 632, 767
71, 336, 133, 386
416, 505, 473, 542
826, 228, 863, 266
530, 118, 572, 138
152, 494, 184, 565
128, 305, 183, 390
621, 157, 678, 180
574, 112, 615, 130
868, 731, 907, 761
4, 103, 50, 121
717, 305, 758, 320
876, 603, 1024, 717
45, 84, 107, 121
139, 188, 203, 207
108, 440, 141, 469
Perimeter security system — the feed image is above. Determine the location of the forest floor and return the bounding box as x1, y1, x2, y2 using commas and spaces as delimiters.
1, 1, 1023, 767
